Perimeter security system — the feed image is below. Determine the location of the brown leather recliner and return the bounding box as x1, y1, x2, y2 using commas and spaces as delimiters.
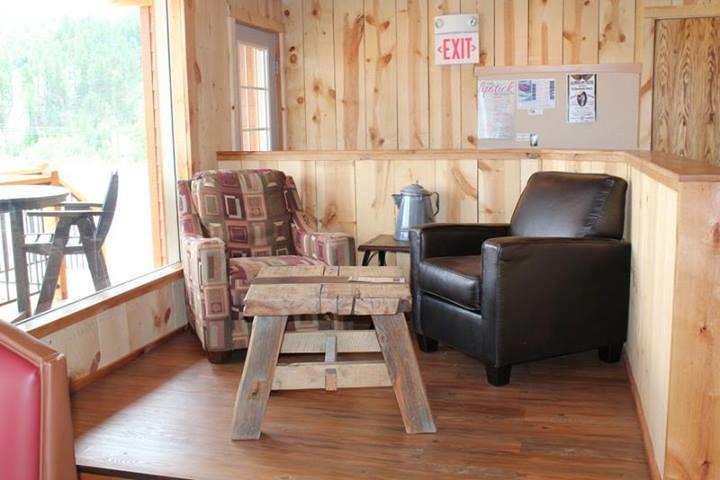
0, 320, 77, 479
410, 172, 631, 386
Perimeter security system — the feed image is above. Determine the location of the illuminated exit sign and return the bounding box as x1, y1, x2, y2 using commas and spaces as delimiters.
434, 14, 479, 65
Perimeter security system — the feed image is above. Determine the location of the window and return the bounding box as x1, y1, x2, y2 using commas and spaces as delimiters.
0, 0, 179, 322
234, 24, 279, 151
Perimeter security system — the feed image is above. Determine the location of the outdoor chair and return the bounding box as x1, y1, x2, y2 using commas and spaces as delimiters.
177, 169, 356, 362
25, 171, 119, 314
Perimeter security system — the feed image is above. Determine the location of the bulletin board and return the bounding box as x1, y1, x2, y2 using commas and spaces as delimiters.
474, 63, 641, 150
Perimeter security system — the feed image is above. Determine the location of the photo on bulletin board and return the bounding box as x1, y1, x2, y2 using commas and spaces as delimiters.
568, 74, 597, 124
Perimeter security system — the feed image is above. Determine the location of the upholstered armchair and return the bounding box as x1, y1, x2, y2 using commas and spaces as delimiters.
177, 169, 355, 362
410, 172, 630, 386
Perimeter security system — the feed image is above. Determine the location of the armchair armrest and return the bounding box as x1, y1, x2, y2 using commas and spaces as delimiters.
410, 223, 510, 262
180, 235, 230, 351
291, 212, 356, 266
480, 237, 631, 366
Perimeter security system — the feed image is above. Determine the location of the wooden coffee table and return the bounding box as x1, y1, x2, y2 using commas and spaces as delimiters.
231, 265, 436, 440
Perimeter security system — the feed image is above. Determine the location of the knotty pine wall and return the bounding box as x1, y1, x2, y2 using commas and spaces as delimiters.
280, 0, 718, 153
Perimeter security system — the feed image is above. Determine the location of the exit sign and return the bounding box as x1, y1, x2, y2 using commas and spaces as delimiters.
434, 14, 479, 65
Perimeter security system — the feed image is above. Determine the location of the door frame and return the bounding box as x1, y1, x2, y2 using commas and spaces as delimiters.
227, 16, 284, 151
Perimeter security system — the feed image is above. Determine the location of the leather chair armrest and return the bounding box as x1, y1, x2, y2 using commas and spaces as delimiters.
480, 237, 631, 367
409, 223, 511, 261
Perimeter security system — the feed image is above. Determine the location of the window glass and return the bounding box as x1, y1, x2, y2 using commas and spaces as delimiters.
0, 0, 178, 321
236, 24, 277, 151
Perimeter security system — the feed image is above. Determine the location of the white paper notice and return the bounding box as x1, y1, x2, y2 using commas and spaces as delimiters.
568, 74, 597, 123
517, 79, 556, 110
477, 80, 515, 139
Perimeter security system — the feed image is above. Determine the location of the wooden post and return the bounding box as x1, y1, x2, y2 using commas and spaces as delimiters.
372, 313, 436, 434
231, 315, 288, 440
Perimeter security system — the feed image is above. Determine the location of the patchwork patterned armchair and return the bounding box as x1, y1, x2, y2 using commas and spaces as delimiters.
177, 169, 355, 361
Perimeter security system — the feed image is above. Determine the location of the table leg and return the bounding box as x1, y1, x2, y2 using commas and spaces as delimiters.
361, 251, 372, 266
378, 251, 387, 266
9, 209, 30, 317
231, 315, 288, 440
372, 313, 436, 433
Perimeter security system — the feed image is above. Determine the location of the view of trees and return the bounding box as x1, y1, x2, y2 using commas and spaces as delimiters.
0, 10, 145, 165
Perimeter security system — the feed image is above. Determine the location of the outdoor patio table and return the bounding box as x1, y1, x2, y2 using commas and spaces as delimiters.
0, 185, 68, 320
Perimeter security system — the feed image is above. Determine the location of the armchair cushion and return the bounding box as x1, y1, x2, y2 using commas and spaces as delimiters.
191, 169, 295, 258
510, 172, 627, 239
418, 255, 483, 310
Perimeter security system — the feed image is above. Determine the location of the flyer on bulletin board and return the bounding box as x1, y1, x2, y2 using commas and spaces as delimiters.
516, 79, 556, 114
477, 79, 515, 140
568, 74, 597, 123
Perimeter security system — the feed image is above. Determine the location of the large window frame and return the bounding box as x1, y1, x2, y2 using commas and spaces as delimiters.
11, 0, 182, 332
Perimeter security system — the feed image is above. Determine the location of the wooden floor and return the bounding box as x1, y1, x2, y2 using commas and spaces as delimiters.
72, 330, 650, 480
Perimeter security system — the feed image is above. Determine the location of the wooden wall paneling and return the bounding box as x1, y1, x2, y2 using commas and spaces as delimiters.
520, 158, 541, 189
303, 0, 337, 150
563, 0, 599, 64
280, 159, 319, 228
355, 160, 396, 264
528, 0, 564, 65
193, 1, 233, 170
637, 15, 655, 150
460, 0, 493, 149
365, 0, 399, 149
429, 0, 462, 148
652, 18, 720, 165
282, 0, 307, 150
334, 0, 366, 150
435, 159, 479, 222
598, 0, 636, 63
625, 167, 677, 477
494, 0, 529, 66
315, 160, 357, 237
664, 181, 720, 479
397, 0, 430, 149
477, 159, 522, 222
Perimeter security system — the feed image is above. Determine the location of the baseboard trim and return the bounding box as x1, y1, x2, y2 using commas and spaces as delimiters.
624, 352, 662, 480
70, 325, 188, 392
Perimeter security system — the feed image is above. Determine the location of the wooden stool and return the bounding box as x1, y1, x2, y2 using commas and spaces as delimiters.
231, 265, 436, 440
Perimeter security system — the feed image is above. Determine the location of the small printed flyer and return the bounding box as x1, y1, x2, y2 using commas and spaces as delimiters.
516, 79, 556, 114
568, 74, 597, 123
477, 79, 515, 140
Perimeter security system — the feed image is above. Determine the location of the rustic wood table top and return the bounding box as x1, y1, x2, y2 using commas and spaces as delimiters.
243, 265, 412, 317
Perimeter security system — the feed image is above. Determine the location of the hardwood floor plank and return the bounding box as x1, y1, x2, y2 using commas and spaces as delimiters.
73, 331, 651, 480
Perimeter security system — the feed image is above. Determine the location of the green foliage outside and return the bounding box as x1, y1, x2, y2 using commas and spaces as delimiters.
0, 11, 145, 166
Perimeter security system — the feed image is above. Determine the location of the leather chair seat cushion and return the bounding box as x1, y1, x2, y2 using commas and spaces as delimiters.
418, 255, 483, 310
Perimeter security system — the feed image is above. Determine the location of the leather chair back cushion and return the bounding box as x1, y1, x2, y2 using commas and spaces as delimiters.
190, 169, 295, 258
0, 345, 41, 480
510, 172, 627, 239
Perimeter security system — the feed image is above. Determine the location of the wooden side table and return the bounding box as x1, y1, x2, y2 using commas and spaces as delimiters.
230, 265, 436, 440
358, 234, 410, 266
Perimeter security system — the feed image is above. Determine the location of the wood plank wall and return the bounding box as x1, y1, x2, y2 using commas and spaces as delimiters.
652, 17, 720, 165
282, 0, 689, 152
179, 0, 284, 173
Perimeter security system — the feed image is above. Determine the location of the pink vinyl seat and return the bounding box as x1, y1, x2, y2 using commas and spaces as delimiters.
0, 321, 77, 480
